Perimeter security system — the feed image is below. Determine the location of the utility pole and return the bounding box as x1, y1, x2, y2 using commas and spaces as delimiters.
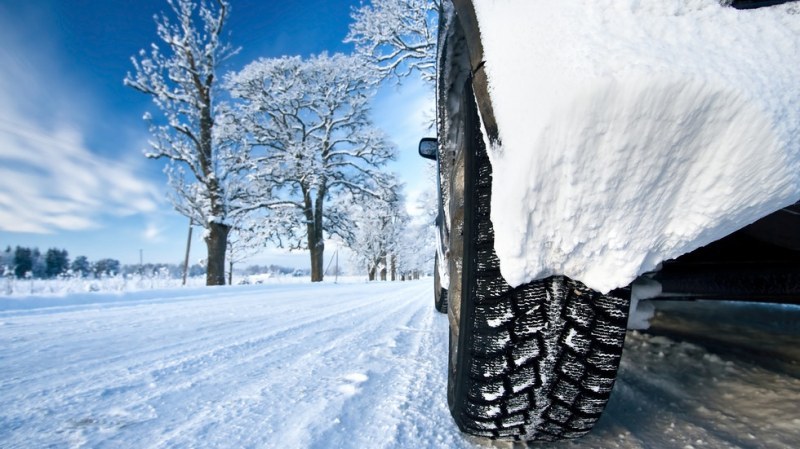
324, 249, 340, 283
182, 219, 193, 286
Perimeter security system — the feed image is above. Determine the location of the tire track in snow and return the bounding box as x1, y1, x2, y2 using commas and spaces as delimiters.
0, 283, 430, 449
300, 288, 439, 449
149, 283, 433, 449
1, 288, 383, 414
1, 290, 285, 388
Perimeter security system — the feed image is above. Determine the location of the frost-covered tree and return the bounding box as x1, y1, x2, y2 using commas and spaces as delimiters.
226, 53, 398, 282
0, 246, 12, 275
347, 193, 408, 281
225, 220, 261, 285
44, 248, 69, 279
394, 218, 435, 279
31, 249, 46, 279
125, 0, 241, 286
71, 256, 91, 278
13, 246, 32, 279
93, 259, 121, 278
347, 187, 436, 281
393, 185, 437, 279
345, 0, 441, 83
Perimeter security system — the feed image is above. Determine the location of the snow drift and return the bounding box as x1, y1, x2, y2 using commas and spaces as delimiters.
470, 0, 800, 293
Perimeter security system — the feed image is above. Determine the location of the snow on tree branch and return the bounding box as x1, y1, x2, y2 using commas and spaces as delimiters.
125, 0, 241, 286
225, 52, 398, 282
345, 0, 441, 84
345, 186, 434, 281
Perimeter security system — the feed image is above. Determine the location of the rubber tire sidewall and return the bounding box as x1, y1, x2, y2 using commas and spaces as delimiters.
447, 79, 479, 423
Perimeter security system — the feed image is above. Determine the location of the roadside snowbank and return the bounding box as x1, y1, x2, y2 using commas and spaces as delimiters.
471, 0, 800, 293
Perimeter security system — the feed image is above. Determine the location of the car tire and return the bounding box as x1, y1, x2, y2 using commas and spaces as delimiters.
446, 79, 631, 441
435, 254, 448, 314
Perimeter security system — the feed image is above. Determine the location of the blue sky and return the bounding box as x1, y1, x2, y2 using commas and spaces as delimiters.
0, 0, 434, 268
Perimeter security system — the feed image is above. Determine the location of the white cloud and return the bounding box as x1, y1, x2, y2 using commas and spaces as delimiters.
142, 221, 165, 242
0, 119, 161, 233
0, 10, 161, 235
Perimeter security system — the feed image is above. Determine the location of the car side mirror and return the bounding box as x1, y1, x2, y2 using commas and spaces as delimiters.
419, 137, 438, 160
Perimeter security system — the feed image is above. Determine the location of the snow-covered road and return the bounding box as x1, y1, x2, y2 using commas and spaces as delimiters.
1, 281, 798, 448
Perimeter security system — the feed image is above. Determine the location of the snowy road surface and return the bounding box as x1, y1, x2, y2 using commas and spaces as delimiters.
1, 281, 798, 448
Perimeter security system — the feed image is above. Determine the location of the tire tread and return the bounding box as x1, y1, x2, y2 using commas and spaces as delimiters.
449, 80, 629, 441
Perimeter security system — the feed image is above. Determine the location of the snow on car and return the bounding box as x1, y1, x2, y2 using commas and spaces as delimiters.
472, 0, 800, 293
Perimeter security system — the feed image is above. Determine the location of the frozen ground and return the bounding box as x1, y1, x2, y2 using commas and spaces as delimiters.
1, 281, 798, 448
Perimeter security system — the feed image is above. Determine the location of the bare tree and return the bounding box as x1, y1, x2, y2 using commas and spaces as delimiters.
345, 0, 442, 84
125, 0, 241, 285
226, 53, 398, 282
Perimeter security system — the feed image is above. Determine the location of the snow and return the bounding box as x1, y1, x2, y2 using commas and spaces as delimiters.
486, 309, 513, 328
0, 281, 472, 449
564, 327, 580, 349
2, 281, 799, 448
627, 276, 660, 330
470, 0, 800, 293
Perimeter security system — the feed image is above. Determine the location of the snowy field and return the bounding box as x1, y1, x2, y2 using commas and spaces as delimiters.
1, 280, 799, 448
0, 274, 367, 298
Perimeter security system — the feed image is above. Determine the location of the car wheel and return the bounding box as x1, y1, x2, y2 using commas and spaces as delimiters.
435, 253, 448, 314
446, 79, 631, 441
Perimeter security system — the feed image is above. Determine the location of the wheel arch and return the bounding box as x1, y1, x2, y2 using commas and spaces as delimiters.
445, 0, 499, 145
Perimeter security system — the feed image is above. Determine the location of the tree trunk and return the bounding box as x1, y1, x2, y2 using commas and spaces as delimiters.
205, 222, 230, 286
312, 184, 328, 282
390, 254, 396, 281
307, 210, 325, 282
303, 184, 327, 283
309, 240, 324, 282
368, 265, 376, 281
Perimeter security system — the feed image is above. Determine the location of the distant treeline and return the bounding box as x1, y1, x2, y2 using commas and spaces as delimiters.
239, 264, 309, 277
1, 246, 305, 280
0, 246, 205, 279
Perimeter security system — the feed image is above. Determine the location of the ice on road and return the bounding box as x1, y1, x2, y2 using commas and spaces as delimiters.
1, 281, 798, 448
